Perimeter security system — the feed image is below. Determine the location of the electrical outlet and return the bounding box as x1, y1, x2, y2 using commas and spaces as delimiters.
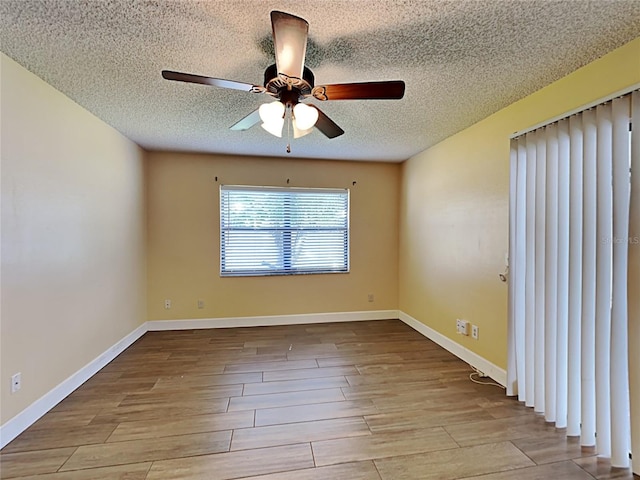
456, 319, 469, 335
164, 299, 171, 309
367, 293, 374, 302
472, 325, 479, 340
460, 320, 469, 335
197, 299, 204, 309
11, 373, 21, 393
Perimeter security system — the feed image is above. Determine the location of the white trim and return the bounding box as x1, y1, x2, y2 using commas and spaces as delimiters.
511, 83, 640, 139
0, 323, 147, 449
147, 310, 399, 331
398, 311, 507, 387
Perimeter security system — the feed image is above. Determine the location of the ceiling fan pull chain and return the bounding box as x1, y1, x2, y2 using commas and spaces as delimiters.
286, 107, 292, 154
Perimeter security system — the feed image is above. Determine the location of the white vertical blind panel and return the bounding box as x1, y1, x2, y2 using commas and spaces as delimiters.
595, 103, 613, 458
556, 118, 571, 429
610, 95, 631, 468
515, 137, 528, 402
534, 130, 547, 413
629, 90, 640, 477
525, 132, 537, 408
567, 114, 584, 437
507, 143, 519, 397
544, 123, 559, 423
581, 108, 598, 447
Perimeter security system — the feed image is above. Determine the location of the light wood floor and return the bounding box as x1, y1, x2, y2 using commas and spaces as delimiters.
1, 319, 636, 479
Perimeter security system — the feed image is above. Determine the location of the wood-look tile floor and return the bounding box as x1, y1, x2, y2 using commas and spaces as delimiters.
1, 319, 637, 479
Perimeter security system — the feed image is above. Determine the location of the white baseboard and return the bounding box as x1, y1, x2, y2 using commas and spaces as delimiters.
1, 308, 505, 449
398, 311, 507, 387
0, 323, 147, 449
0, 310, 394, 447
147, 310, 400, 331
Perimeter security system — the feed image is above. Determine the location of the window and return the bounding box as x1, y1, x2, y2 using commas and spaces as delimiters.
220, 185, 349, 276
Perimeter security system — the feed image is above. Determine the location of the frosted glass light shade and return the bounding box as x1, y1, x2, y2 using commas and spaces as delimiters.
259, 101, 285, 137
261, 118, 284, 137
293, 123, 312, 138
293, 103, 318, 131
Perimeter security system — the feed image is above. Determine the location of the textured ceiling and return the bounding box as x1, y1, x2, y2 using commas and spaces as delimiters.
1, 1, 639, 162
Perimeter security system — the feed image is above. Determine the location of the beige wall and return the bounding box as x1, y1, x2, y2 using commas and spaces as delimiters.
0, 54, 147, 424
146, 152, 399, 320
399, 37, 640, 369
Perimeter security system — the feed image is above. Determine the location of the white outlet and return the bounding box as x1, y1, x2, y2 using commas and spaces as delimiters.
197, 299, 204, 309
472, 325, 479, 340
164, 299, 171, 309
11, 372, 21, 393
367, 293, 374, 302
456, 319, 469, 335
460, 320, 469, 335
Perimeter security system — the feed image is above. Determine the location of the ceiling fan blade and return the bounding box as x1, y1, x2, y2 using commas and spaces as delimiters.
230, 109, 261, 131
162, 70, 265, 93
312, 106, 344, 139
312, 81, 405, 101
271, 11, 309, 80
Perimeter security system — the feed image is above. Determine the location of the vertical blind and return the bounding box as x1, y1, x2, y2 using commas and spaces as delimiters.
629, 92, 640, 477
507, 90, 638, 468
220, 185, 349, 276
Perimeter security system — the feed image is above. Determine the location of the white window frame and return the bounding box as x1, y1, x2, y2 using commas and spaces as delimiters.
220, 185, 350, 277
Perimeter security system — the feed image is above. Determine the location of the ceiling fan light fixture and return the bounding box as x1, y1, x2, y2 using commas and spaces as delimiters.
259, 101, 285, 123
293, 123, 313, 139
259, 101, 286, 137
261, 118, 284, 137
292, 103, 318, 131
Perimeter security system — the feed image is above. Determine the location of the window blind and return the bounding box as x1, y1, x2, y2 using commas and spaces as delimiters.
507, 91, 638, 468
220, 185, 349, 276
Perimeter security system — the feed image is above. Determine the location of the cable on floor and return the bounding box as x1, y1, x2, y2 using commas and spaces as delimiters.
469, 366, 506, 389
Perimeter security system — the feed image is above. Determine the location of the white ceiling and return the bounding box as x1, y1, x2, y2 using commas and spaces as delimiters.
1, 1, 639, 162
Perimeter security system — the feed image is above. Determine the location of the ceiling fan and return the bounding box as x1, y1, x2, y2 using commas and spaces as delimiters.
162, 10, 405, 147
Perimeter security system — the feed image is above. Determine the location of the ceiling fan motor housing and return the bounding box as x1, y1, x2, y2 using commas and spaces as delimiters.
263, 63, 315, 99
